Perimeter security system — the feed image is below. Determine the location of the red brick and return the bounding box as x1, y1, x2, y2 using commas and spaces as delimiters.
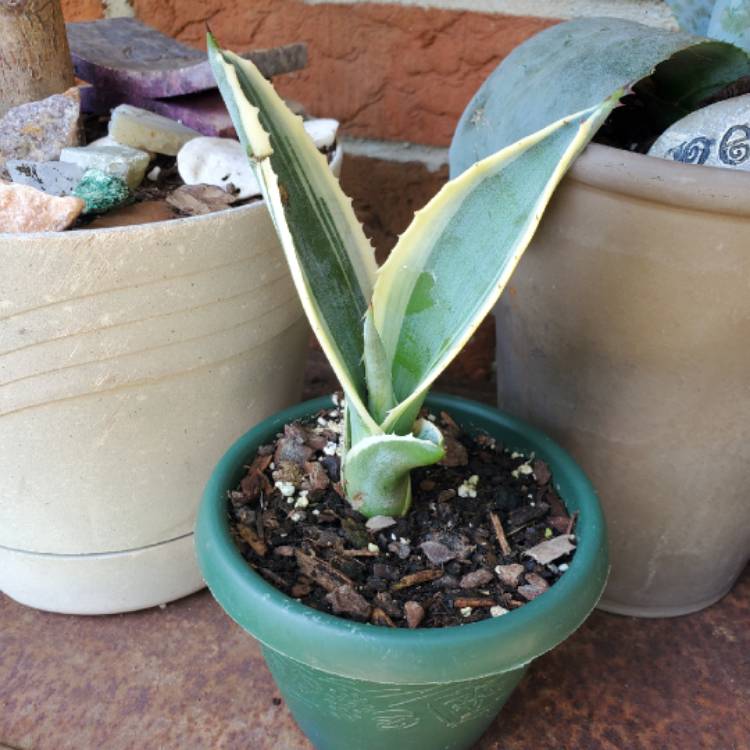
131, 0, 556, 146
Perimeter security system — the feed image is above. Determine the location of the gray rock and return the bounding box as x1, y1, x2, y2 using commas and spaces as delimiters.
6, 160, 84, 197
649, 93, 750, 172
0, 88, 80, 172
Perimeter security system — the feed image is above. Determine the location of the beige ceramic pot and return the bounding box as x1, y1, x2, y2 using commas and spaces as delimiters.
0, 146, 341, 615
495, 143, 750, 617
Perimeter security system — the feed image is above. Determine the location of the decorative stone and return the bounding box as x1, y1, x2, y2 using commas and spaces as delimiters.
60, 143, 150, 189
177, 137, 261, 200
166, 185, 236, 216
649, 94, 750, 171
304, 118, 339, 149
67, 17, 308, 99
109, 104, 200, 156
0, 182, 84, 233
6, 160, 84, 197
73, 169, 130, 214
86, 199, 174, 229
0, 88, 80, 171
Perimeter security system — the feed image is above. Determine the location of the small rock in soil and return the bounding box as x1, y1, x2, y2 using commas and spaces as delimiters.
518, 572, 550, 601
166, 184, 236, 216
404, 600, 425, 628
73, 169, 130, 214
495, 563, 525, 588
371, 607, 396, 627
0, 88, 80, 171
420, 540, 456, 565
366, 515, 397, 532
177, 137, 261, 200
6, 160, 84, 197
0, 182, 84, 232
110, 104, 200, 156
61, 143, 150, 189
459, 568, 494, 589
326, 584, 371, 621
532, 459, 552, 485
523, 534, 576, 565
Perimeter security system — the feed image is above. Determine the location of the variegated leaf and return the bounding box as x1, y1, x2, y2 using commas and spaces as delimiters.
207, 35, 379, 433
373, 95, 620, 434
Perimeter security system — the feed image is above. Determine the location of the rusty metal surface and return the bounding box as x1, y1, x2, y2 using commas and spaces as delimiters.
1, 561, 747, 749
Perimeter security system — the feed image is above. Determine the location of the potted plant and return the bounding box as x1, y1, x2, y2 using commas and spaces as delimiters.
195, 38, 613, 750
450, 6, 750, 617
0, 1, 341, 614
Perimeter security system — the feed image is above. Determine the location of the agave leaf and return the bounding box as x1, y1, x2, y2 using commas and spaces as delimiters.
374, 97, 618, 434
708, 0, 750, 52
665, 0, 716, 35
207, 35, 379, 433
363, 307, 395, 425
344, 418, 444, 517
449, 18, 750, 177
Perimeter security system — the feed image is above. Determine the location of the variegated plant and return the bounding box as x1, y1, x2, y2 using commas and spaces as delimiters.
208, 35, 619, 518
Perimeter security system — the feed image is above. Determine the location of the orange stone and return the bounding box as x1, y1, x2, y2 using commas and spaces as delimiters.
0, 183, 84, 233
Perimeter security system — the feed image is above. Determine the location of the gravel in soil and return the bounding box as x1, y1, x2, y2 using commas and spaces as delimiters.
227, 396, 578, 629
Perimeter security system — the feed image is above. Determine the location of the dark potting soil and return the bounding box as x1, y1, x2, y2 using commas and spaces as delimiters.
227, 397, 578, 629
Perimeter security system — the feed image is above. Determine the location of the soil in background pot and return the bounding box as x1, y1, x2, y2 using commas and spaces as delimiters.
227, 396, 578, 629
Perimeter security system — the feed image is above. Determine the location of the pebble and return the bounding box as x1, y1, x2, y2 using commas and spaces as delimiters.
490, 605, 509, 618
303, 118, 339, 149
404, 601, 425, 629
176, 137, 261, 200
0, 182, 84, 233
73, 169, 130, 214
459, 568, 494, 589
60, 143, 150, 189
0, 88, 80, 171
109, 104, 200, 156
166, 184, 236, 216
649, 94, 750, 172
6, 160, 84, 197
495, 563, 526, 587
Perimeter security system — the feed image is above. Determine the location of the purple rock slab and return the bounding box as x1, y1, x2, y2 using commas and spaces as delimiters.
67, 17, 307, 99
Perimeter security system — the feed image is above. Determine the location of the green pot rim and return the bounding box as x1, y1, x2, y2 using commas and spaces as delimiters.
196, 393, 608, 685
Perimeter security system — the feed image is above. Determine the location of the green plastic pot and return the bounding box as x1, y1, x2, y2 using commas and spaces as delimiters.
196, 393, 608, 750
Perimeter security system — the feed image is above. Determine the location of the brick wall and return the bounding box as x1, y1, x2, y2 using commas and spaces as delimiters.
60, 0, 675, 386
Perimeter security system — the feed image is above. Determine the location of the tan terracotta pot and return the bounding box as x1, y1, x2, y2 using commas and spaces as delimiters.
0, 146, 340, 614
495, 143, 750, 617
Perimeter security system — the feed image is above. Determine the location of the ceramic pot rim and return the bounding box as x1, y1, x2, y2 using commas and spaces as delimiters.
196, 393, 608, 685
570, 143, 750, 217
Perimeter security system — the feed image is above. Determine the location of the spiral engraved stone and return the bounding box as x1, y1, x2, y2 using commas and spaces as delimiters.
668, 136, 713, 164
718, 124, 750, 166
649, 93, 750, 173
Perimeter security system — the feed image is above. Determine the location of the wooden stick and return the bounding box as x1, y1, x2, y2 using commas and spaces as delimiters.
489, 511, 512, 557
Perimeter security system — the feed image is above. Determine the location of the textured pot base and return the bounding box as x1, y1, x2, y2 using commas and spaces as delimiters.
598, 581, 736, 619
264, 645, 526, 750
0, 534, 205, 615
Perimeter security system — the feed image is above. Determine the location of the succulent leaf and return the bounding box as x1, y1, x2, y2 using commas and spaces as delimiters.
665, 0, 716, 35
207, 34, 379, 434
449, 18, 750, 177
375, 96, 619, 434
343, 418, 444, 517
708, 0, 750, 52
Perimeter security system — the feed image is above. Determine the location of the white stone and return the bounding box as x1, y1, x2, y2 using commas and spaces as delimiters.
60, 144, 150, 189
649, 94, 750, 172
109, 104, 200, 156
177, 137, 261, 200
303, 118, 339, 149
367, 542, 379, 553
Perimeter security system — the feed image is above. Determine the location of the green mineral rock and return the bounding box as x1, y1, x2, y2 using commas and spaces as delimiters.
73, 169, 130, 214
